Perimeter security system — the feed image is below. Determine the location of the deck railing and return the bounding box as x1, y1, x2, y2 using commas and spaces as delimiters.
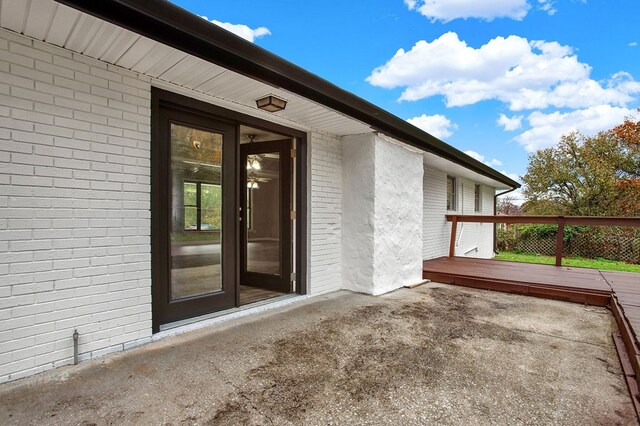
446, 215, 640, 266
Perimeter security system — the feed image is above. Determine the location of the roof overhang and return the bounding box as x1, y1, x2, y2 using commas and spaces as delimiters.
52, 0, 519, 189
423, 152, 514, 190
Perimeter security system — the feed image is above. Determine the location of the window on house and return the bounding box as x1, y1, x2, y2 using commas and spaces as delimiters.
447, 176, 457, 211
183, 181, 222, 231
474, 184, 481, 212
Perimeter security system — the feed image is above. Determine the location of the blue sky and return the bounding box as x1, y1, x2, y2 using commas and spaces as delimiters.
170, 0, 639, 200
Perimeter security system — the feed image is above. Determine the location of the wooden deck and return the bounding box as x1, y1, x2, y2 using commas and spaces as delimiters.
422, 256, 613, 306
423, 256, 640, 410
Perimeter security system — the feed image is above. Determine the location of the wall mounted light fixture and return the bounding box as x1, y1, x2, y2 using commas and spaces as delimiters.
256, 95, 287, 112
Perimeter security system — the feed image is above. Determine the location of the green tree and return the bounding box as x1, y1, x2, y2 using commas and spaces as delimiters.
522, 116, 640, 217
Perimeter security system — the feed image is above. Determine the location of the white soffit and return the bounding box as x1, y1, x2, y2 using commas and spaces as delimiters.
423, 151, 512, 190
0, 0, 373, 136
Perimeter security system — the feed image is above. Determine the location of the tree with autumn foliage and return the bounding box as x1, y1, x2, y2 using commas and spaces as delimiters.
522, 113, 640, 217
611, 116, 640, 215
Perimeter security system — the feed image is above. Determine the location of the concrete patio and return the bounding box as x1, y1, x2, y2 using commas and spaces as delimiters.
0, 283, 635, 425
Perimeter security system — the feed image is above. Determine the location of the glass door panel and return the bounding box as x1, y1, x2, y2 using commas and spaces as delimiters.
170, 123, 222, 300
240, 140, 292, 295
246, 151, 281, 275
152, 103, 236, 331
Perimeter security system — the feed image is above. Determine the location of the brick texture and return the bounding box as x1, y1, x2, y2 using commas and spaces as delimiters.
308, 132, 343, 295
0, 28, 346, 382
0, 29, 152, 383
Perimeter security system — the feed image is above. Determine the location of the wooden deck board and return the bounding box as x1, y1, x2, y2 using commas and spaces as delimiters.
603, 271, 640, 345
423, 256, 611, 294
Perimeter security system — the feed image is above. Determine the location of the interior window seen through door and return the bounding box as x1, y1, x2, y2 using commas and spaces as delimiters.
170, 123, 223, 300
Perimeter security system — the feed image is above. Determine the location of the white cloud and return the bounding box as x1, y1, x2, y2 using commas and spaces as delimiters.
201, 17, 271, 42
407, 113, 458, 139
404, 0, 530, 22
404, 0, 564, 22
404, 0, 418, 9
497, 183, 525, 205
507, 78, 637, 110
629, 41, 638, 47
464, 150, 503, 168
515, 105, 635, 152
537, 0, 557, 15
366, 32, 640, 111
464, 150, 485, 162
500, 171, 521, 182
497, 114, 523, 131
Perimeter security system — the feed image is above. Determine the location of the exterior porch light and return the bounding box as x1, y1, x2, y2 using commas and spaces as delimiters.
256, 95, 287, 112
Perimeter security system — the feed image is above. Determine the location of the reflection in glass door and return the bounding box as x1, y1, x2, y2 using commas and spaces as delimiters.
246, 150, 280, 275
152, 105, 236, 330
170, 123, 223, 299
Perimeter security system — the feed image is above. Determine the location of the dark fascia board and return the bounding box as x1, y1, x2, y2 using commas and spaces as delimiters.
55, 0, 520, 189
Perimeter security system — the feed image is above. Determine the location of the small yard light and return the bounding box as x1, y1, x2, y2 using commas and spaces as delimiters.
256, 95, 287, 112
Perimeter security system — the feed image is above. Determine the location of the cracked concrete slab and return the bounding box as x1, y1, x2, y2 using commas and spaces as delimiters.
0, 283, 636, 425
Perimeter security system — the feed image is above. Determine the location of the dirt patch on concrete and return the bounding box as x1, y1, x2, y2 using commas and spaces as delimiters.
0, 284, 636, 425
209, 288, 531, 424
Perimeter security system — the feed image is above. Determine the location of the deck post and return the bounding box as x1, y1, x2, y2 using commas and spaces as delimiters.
449, 216, 458, 257
555, 219, 565, 266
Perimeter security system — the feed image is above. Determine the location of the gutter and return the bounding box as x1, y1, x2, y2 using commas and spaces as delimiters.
55, 0, 520, 189
493, 187, 518, 253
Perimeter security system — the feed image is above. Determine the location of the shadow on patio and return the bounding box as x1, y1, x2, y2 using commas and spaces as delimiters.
0, 284, 635, 425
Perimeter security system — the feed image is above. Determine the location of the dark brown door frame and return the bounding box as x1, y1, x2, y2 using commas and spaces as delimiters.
152, 106, 237, 329
151, 88, 307, 332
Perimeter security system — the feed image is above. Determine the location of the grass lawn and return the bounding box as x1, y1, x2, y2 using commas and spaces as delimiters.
495, 251, 640, 273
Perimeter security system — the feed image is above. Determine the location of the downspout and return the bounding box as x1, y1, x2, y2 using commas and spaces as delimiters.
494, 187, 517, 253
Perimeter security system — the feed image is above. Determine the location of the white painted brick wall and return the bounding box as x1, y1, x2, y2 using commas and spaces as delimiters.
308, 131, 342, 295
0, 27, 344, 382
422, 164, 497, 259
0, 29, 152, 383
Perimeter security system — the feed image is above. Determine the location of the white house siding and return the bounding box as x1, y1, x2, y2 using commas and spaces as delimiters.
422, 165, 497, 260
454, 177, 495, 258
422, 166, 449, 260
308, 131, 343, 295
0, 29, 152, 382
